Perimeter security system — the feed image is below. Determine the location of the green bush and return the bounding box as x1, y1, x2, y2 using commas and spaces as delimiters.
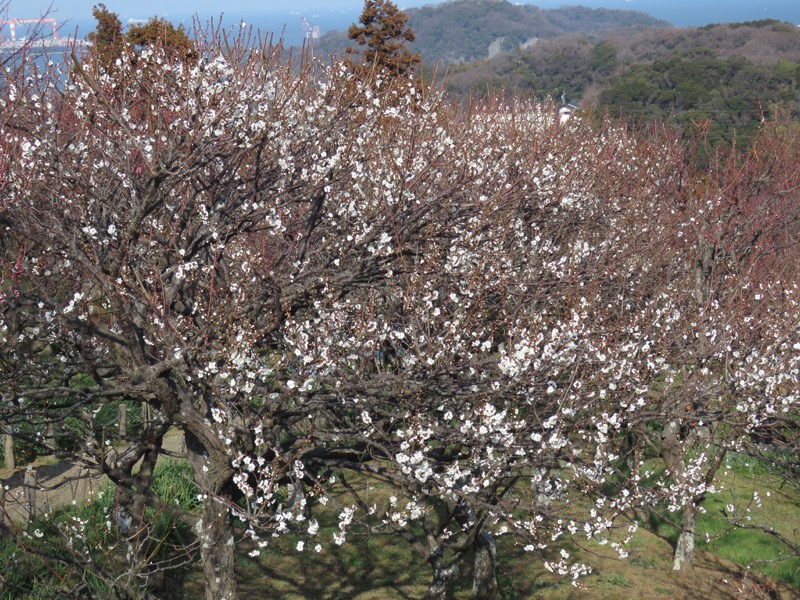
0, 485, 121, 599
0, 459, 200, 598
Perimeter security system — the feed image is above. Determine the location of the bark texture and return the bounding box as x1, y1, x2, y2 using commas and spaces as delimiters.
195, 495, 238, 600
3, 435, 13, 470
673, 502, 697, 571
186, 430, 238, 600
472, 531, 498, 599
426, 545, 459, 600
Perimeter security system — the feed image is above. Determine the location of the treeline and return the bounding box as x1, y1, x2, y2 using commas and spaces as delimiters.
598, 49, 798, 148
312, 0, 668, 66
446, 36, 617, 101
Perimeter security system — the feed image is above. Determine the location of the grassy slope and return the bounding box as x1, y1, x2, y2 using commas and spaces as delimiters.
175, 462, 799, 600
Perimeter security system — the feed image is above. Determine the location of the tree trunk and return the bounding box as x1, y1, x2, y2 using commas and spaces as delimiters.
673, 501, 697, 571
531, 467, 551, 507
23, 468, 37, 520
195, 492, 238, 600
472, 531, 498, 600
661, 419, 696, 571
186, 430, 238, 600
44, 423, 54, 453
427, 545, 458, 600
103, 433, 164, 595
693, 242, 714, 306
288, 481, 308, 517
131, 442, 160, 530
3, 434, 13, 470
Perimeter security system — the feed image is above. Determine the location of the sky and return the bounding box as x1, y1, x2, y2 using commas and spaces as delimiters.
10, 0, 362, 18
6, 0, 800, 29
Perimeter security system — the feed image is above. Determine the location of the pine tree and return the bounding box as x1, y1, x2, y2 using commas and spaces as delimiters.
346, 0, 421, 79
126, 17, 196, 61
86, 4, 124, 69
86, 5, 196, 70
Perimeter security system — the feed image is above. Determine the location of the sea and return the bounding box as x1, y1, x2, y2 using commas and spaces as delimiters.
14, 9, 359, 50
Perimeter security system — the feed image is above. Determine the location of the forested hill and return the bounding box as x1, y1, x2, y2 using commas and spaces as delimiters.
446, 19, 800, 148
310, 0, 670, 65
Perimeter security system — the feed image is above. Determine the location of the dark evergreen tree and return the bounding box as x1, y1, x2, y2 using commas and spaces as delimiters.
87, 5, 196, 70
126, 17, 196, 61
346, 0, 421, 79
86, 4, 124, 69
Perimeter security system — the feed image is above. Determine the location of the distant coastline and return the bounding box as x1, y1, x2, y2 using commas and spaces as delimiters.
3, 10, 360, 50
4, 2, 799, 53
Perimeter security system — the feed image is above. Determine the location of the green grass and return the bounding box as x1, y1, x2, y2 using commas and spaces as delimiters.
0, 458, 200, 599
699, 519, 800, 589
630, 556, 657, 568
599, 572, 631, 588
634, 452, 800, 592
654, 586, 673, 594
173, 465, 800, 599
695, 469, 800, 589
0, 483, 120, 599
725, 450, 798, 477
6, 453, 798, 599
151, 457, 200, 512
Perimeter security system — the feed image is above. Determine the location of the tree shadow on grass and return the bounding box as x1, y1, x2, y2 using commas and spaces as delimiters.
172, 535, 426, 600
241, 555, 421, 599
668, 552, 785, 600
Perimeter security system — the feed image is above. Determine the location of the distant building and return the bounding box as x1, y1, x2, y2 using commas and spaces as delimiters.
558, 102, 580, 124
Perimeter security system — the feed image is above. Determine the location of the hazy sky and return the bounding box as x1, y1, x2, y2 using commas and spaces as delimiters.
8, 0, 800, 26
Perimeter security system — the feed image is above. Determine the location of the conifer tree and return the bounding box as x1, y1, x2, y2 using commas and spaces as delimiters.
126, 17, 196, 61
346, 0, 421, 79
87, 5, 196, 70
86, 4, 124, 69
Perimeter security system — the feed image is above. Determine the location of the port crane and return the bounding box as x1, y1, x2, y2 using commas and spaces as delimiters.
0, 18, 58, 42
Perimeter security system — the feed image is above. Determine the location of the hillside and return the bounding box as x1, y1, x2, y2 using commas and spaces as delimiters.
310, 0, 670, 65
445, 19, 800, 147
447, 19, 800, 97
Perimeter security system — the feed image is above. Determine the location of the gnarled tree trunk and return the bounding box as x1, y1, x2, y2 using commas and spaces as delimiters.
472, 531, 498, 599
427, 544, 459, 600
661, 419, 699, 572
194, 490, 237, 600
186, 429, 238, 600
